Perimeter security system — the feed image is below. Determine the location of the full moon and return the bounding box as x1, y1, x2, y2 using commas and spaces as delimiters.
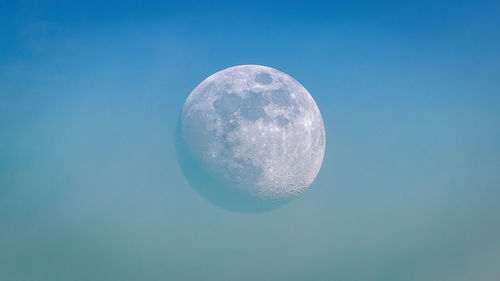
179, 65, 325, 209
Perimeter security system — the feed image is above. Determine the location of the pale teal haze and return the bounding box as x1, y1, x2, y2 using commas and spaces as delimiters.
1, 1, 499, 281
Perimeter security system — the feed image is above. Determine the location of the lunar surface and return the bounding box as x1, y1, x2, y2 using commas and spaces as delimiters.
180, 65, 325, 203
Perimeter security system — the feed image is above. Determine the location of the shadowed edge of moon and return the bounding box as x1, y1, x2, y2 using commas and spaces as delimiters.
175, 115, 291, 213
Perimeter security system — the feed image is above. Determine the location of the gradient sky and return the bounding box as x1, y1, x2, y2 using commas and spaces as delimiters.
1, 1, 500, 281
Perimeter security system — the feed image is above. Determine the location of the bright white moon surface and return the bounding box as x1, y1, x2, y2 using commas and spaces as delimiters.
181, 65, 325, 202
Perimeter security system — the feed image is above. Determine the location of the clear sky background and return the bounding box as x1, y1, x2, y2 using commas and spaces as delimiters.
1, 1, 499, 280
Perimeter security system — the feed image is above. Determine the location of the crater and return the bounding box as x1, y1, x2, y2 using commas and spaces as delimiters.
255, 72, 273, 85
213, 94, 241, 118
275, 115, 290, 126
270, 88, 293, 106
240, 92, 270, 121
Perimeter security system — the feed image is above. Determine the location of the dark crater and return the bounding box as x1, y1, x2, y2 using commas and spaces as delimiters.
255, 72, 273, 84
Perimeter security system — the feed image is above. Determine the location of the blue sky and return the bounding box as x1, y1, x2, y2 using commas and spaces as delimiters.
1, 1, 499, 280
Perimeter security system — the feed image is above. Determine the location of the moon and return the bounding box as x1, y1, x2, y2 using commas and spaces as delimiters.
178, 65, 325, 210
